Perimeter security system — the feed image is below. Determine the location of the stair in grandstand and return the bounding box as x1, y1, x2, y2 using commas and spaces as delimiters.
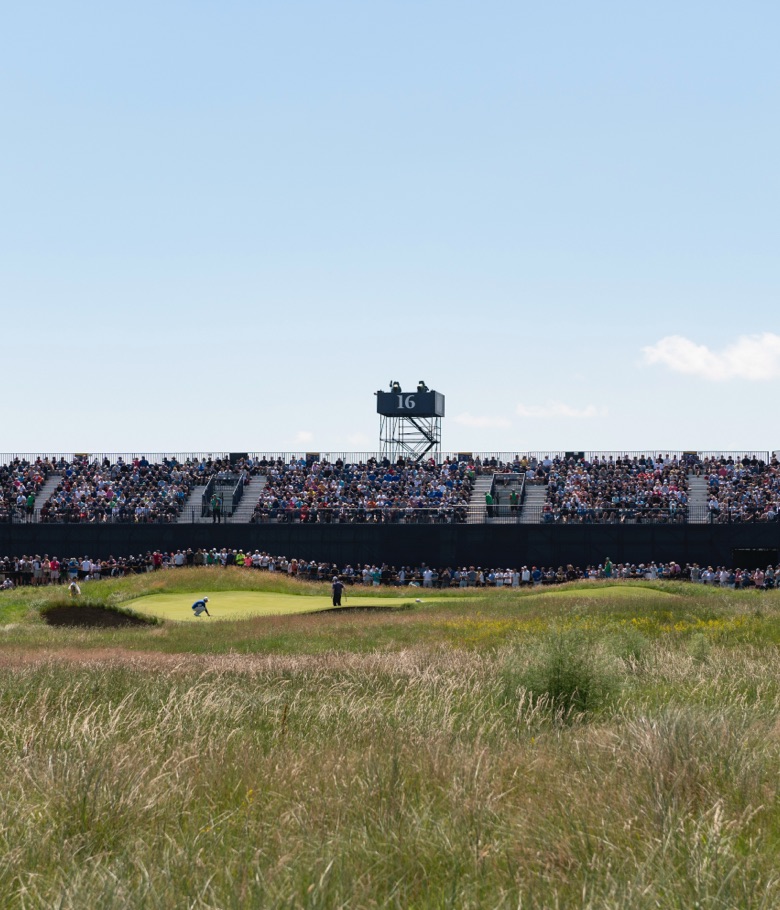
201, 473, 244, 521
177, 484, 213, 523
35, 473, 62, 509
486, 473, 526, 523
467, 476, 494, 523
687, 472, 710, 524
519, 484, 548, 523
231, 475, 267, 522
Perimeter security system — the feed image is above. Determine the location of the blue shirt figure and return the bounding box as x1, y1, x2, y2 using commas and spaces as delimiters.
191, 597, 210, 617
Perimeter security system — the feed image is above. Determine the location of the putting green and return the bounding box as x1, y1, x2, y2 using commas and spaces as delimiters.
127, 591, 441, 622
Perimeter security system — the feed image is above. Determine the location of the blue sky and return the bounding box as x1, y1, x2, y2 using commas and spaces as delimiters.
2, 2, 778, 455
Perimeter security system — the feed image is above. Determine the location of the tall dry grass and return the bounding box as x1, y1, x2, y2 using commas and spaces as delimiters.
1, 635, 779, 908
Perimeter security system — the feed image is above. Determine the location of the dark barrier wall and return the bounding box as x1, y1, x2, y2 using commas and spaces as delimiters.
3, 523, 780, 567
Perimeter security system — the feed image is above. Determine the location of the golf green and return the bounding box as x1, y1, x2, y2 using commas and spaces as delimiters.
127, 591, 439, 622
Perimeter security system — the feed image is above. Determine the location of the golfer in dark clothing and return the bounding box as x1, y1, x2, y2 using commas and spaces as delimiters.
332, 576, 344, 606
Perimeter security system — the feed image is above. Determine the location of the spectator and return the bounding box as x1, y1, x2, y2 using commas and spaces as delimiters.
251, 456, 474, 525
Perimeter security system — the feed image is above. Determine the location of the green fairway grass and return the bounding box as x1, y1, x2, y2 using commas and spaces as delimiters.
128, 590, 443, 622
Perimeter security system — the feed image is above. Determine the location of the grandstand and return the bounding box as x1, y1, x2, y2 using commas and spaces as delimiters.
2, 450, 778, 569
2, 450, 778, 526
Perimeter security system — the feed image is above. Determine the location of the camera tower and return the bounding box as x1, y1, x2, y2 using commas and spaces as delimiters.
375, 381, 445, 462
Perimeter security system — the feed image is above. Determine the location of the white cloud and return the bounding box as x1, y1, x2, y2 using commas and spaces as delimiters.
295, 430, 313, 443
642, 333, 780, 381
347, 432, 371, 447
454, 412, 512, 429
515, 401, 606, 419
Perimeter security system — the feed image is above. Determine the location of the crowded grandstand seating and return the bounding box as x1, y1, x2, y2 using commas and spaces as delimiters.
696, 455, 780, 522
4, 451, 780, 525
0, 458, 50, 522
250, 456, 475, 523
39, 456, 209, 523
539, 454, 689, 523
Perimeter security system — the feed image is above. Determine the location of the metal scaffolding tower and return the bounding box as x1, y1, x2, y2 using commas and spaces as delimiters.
376, 383, 445, 463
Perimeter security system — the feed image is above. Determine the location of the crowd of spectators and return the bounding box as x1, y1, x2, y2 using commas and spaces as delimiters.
0, 458, 50, 522
536, 454, 690, 523
0, 455, 268, 523
250, 457, 475, 524
1, 548, 777, 592
696, 455, 780, 523
39, 456, 208, 523
6, 452, 780, 526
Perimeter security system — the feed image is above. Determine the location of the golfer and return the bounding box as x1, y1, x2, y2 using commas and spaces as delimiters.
191, 596, 211, 617
331, 576, 344, 607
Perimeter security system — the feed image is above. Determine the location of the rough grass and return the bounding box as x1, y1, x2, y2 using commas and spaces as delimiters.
521, 582, 681, 599
2, 574, 780, 907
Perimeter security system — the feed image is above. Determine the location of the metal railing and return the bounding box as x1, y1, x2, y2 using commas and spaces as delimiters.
5, 500, 780, 526
0, 450, 774, 466
0, 453, 232, 465
689, 505, 780, 524
2, 505, 480, 525
478, 506, 526, 523
515, 504, 780, 525
697, 451, 770, 461
201, 476, 217, 517
528, 506, 688, 525
4, 509, 186, 525
190, 507, 237, 524
249, 506, 470, 524
231, 475, 245, 512
2, 504, 778, 527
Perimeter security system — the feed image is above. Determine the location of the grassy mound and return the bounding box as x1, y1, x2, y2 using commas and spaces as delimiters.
521, 582, 680, 599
